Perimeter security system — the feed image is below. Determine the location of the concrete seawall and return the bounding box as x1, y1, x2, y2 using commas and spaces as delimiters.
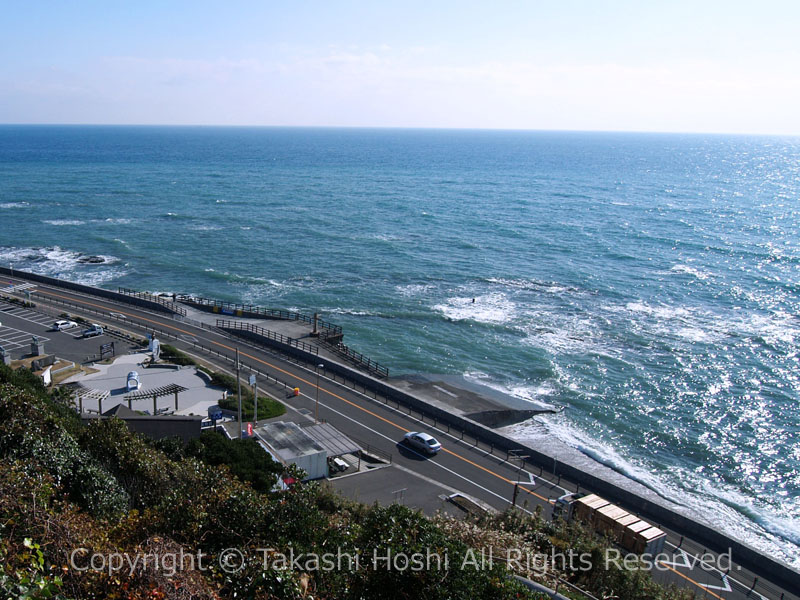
0, 267, 180, 316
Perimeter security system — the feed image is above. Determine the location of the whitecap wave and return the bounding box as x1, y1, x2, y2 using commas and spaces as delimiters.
462, 371, 559, 411
0, 201, 30, 208
43, 219, 86, 226
326, 307, 379, 317
669, 264, 710, 280
0, 246, 126, 286
395, 283, 435, 297
485, 277, 575, 294
505, 415, 800, 568
517, 312, 608, 356
433, 292, 516, 325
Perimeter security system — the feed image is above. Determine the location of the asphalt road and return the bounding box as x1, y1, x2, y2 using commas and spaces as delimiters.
1, 274, 796, 600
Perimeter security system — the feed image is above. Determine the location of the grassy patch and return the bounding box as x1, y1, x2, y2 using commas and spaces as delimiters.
219, 394, 285, 421
159, 343, 198, 366
197, 365, 286, 420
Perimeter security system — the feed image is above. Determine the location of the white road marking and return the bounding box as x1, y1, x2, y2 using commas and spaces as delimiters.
301, 388, 534, 514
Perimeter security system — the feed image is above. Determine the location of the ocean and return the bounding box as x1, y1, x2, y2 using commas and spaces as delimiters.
1, 125, 798, 566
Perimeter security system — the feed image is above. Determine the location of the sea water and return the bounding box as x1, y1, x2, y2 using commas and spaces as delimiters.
1, 125, 798, 566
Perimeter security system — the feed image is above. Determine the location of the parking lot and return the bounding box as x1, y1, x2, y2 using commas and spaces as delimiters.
0, 300, 55, 351
0, 299, 114, 361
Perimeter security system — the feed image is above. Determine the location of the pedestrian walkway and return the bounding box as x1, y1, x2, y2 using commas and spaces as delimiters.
176, 301, 389, 378
62, 352, 225, 416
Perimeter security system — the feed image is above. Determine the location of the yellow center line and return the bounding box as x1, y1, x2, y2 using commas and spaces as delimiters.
39, 288, 553, 503
657, 562, 726, 600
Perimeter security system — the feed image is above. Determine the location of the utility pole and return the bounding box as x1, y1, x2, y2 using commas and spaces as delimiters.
236, 348, 242, 439
509, 450, 529, 508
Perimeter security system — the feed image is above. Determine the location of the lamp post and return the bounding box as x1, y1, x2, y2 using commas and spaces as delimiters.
236, 348, 242, 439
250, 373, 258, 424
315, 363, 324, 423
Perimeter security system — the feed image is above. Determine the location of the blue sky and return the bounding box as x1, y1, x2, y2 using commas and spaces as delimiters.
2, 1, 799, 133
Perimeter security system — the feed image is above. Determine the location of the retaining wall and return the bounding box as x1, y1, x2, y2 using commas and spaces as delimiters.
0, 267, 179, 315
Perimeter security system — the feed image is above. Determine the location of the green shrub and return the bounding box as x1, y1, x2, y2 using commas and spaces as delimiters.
78, 418, 173, 510
0, 379, 128, 520
218, 394, 285, 421
199, 367, 286, 420
0, 538, 68, 600
185, 431, 283, 493
158, 344, 197, 366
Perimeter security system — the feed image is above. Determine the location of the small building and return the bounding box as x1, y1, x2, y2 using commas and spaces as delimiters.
82, 403, 203, 442
253, 421, 328, 480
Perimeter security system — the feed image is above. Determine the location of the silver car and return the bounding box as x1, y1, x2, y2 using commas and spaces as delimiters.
403, 431, 442, 455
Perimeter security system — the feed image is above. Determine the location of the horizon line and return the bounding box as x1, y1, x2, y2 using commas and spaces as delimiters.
1, 123, 798, 138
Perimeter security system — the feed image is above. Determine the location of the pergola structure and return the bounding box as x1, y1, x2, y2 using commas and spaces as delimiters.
63, 382, 111, 414
124, 383, 189, 415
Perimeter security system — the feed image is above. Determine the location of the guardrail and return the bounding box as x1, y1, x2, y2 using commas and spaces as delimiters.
319, 338, 389, 378
177, 295, 342, 335
216, 319, 320, 356
118, 288, 187, 316
0, 267, 183, 316
346, 434, 393, 464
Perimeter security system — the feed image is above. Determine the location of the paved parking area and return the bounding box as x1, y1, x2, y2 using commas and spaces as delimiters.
0, 322, 51, 352
0, 299, 129, 361
0, 300, 56, 328
329, 463, 464, 517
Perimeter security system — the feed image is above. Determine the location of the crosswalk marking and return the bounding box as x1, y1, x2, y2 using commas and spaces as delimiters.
2, 282, 37, 293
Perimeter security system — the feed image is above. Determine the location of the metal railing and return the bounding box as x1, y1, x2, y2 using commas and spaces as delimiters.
346, 434, 393, 464
118, 288, 187, 316
216, 319, 320, 356
319, 338, 389, 378
177, 295, 342, 335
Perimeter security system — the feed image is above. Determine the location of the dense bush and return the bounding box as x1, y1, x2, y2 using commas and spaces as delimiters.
184, 431, 284, 492
0, 373, 128, 520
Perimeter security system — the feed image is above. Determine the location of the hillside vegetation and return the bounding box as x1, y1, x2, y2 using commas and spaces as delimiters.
0, 363, 692, 599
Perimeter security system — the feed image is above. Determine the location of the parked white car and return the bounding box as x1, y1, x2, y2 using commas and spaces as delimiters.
51, 320, 78, 331
403, 431, 442, 455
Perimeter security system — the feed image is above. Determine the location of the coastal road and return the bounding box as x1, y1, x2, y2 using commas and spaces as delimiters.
2, 274, 797, 600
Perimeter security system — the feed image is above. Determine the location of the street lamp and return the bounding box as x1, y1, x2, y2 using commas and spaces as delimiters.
249, 373, 258, 424
315, 363, 324, 423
